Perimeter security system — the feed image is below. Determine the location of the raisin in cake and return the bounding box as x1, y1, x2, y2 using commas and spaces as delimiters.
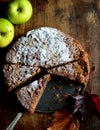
16, 74, 51, 113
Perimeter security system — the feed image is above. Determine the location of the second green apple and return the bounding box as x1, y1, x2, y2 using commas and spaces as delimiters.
7, 0, 33, 24
0, 18, 14, 48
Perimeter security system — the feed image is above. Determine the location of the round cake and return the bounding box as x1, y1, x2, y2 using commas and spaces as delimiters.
3, 27, 90, 113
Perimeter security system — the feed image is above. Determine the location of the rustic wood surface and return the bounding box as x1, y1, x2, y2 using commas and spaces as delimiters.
0, 0, 100, 130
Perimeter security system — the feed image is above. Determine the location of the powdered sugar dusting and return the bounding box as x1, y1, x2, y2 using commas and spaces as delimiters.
6, 27, 83, 68
27, 80, 39, 93
26, 27, 71, 67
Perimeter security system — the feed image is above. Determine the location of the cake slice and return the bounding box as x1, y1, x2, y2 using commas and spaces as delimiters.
16, 74, 51, 113
3, 64, 41, 91
47, 53, 90, 85
5, 27, 85, 68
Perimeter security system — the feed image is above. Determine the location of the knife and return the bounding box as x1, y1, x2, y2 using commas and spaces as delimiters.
6, 112, 23, 130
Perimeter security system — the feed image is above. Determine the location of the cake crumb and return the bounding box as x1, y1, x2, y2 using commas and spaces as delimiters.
57, 99, 62, 103
68, 82, 73, 87
53, 93, 59, 99
63, 94, 68, 98
76, 87, 81, 92
56, 86, 61, 90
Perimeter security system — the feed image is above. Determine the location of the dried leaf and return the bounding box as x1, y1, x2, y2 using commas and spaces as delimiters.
72, 91, 100, 121
47, 110, 80, 130
72, 91, 91, 121
47, 91, 100, 130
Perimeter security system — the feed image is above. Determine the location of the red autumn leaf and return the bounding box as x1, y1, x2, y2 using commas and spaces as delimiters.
90, 94, 100, 114
47, 110, 80, 130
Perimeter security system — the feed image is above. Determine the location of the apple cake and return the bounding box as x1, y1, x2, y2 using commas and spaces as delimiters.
3, 27, 90, 113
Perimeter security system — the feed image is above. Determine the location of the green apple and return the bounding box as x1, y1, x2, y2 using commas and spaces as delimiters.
0, 18, 14, 48
7, 0, 33, 24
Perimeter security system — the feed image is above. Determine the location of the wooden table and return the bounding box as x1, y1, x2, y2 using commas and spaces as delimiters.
0, 0, 100, 130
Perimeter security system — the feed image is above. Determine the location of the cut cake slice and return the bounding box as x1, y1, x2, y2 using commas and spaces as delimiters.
3, 64, 41, 91
47, 53, 90, 85
16, 74, 51, 113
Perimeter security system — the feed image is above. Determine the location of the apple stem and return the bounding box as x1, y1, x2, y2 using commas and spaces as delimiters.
17, 8, 22, 12
0, 32, 5, 37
